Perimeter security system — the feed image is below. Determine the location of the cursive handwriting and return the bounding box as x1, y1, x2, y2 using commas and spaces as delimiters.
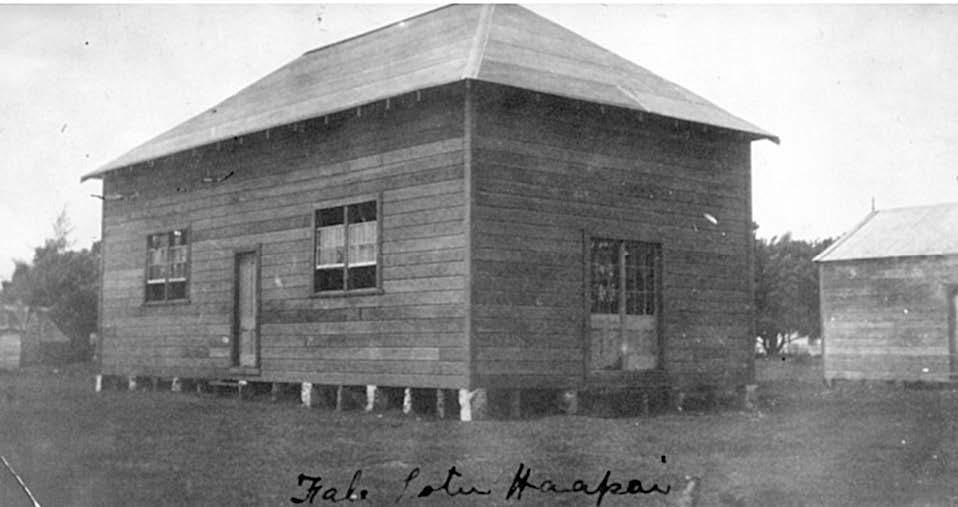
396, 466, 492, 502
505, 463, 670, 507
291, 470, 368, 504
290, 463, 670, 505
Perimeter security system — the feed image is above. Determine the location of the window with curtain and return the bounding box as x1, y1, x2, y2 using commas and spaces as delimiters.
145, 229, 189, 302
315, 200, 378, 292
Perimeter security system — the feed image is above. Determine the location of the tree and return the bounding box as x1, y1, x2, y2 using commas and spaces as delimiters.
1, 210, 99, 359
754, 232, 834, 355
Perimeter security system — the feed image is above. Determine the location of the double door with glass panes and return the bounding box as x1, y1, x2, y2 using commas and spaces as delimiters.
589, 238, 661, 372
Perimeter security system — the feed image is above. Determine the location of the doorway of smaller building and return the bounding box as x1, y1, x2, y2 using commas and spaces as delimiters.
233, 250, 260, 368
588, 237, 662, 373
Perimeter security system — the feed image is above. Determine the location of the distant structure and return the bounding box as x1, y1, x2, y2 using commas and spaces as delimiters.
0, 306, 22, 370
0, 303, 72, 369
82, 4, 775, 418
815, 202, 958, 384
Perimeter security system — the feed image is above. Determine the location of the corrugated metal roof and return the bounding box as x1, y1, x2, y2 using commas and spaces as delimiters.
83, 4, 777, 180
814, 202, 958, 262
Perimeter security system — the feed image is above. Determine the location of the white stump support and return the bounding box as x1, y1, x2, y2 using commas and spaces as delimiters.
171, 377, 182, 393
301, 382, 314, 407
458, 388, 487, 421
365, 385, 377, 412
94, 374, 103, 393
744, 384, 758, 411
127, 376, 138, 391
436, 389, 445, 419
559, 390, 579, 415
402, 388, 413, 415
459, 389, 472, 421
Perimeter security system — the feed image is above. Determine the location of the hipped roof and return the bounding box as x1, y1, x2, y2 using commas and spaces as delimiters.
83, 3, 777, 181
814, 202, 958, 262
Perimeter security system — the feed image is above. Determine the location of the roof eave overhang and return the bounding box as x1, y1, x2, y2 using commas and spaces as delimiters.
80, 77, 778, 183
816, 252, 958, 264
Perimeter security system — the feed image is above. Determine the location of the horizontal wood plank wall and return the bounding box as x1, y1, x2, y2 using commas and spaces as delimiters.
470, 82, 753, 390
99, 83, 469, 388
821, 256, 957, 382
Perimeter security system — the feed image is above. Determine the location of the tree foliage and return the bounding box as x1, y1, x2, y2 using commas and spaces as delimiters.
754, 232, 834, 355
1, 211, 99, 359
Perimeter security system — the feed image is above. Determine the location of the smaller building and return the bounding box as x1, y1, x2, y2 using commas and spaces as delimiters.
0, 303, 72, 368
814, 202, 958, 383
0, 307, 23, 370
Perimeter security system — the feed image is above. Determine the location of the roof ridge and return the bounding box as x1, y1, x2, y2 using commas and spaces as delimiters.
874, 200, 958, 214
82, 3, 777, 181
813, 210, 878, 262
462, 4, 494, 79
301, 4, 455, 57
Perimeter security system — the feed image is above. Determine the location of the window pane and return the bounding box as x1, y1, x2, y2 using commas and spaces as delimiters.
145, 282, 166, 302
315, 268, 345, 291
171, 229, 188, 246
169, 245, 188, 280
148, 233, 168, 249
625, 241, 657, 315
149, 248, 166, 265
316, 225, 345, 266
148, 265, 167, 281
148, 245, 167, 281
348, 221, 377, 266
625, 241, 655, 315
317, 207, 344, 227
348, 265, 377, 289
347, 201, 376, 224
315, 201, 378, 293
146, 229, 190, 301
590, 238, 620, 314
167, 281, 187, 300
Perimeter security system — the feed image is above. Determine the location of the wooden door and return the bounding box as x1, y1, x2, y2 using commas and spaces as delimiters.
589, 238, 660, 372
233, 251, 259, 368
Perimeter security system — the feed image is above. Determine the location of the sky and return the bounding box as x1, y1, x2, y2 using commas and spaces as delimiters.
2, 3, 958, 280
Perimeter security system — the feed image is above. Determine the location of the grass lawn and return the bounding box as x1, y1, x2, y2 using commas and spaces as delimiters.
1, 358, 957, 506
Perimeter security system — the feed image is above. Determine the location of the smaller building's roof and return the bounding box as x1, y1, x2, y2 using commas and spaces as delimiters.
814, 202, 958, 262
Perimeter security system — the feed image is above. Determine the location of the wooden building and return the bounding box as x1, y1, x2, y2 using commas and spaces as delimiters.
0, 307, 22, 370
0, 304, 73, 369
815, 202, 958, 384
82, 4, 776, 417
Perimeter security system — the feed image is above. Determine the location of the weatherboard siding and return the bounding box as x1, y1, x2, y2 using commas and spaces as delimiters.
820, 256, 957, 383
99, 84, 469, 388
469, 83, 754, 389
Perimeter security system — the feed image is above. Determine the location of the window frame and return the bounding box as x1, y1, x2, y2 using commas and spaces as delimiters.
588, 236, 661, 317
311, 194, 383, 297
143, 227, 191, 305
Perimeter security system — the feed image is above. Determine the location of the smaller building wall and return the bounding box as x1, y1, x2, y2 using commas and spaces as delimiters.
820, 256, 958, 382
0, 331, 20, 370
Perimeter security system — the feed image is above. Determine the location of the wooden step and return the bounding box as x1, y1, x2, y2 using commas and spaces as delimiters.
208, 379, 247, 399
